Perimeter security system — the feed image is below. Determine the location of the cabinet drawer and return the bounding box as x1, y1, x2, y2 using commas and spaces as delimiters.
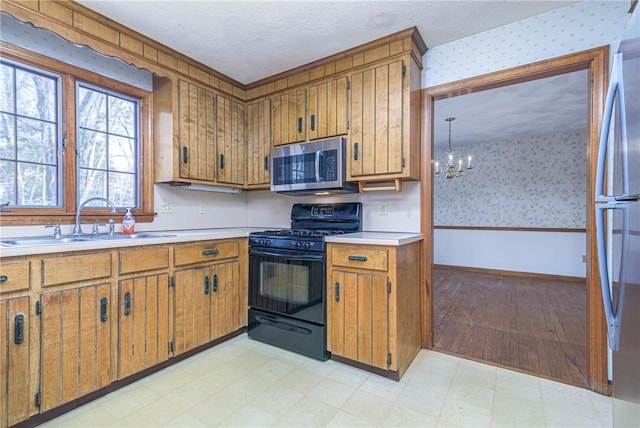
174, 240, 239, 267
0, 260, 31, 293
330, 246, 388, 272
119, 246, 169, 274
42, 252, 112, 287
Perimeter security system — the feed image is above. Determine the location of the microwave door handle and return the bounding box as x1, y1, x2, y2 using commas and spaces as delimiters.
315, 152, 322, 182
596, 53, 622, 201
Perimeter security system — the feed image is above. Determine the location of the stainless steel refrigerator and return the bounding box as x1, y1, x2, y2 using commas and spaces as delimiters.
595, 6, 639, 427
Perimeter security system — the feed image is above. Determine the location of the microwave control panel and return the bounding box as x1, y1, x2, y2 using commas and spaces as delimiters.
322, 150, 338, 181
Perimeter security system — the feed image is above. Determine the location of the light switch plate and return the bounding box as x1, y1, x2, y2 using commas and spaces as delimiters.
379, 201, 388, 216
199, 202, 207, 214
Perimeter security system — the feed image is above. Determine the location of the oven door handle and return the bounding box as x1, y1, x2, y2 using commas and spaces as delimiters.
250, 249, 324, 261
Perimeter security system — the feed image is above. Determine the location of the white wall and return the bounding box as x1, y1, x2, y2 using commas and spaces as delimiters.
434, 229, 587, 278
246, 181, 421, 232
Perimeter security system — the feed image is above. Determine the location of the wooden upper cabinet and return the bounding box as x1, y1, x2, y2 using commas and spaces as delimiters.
349, 60, 403, 178
347, 56, 420, 183
307, 77, 348, 141
216, 95, 246, 186
272, 88, 306, 146
246, 98, 272, 187
178, 79, 217, 182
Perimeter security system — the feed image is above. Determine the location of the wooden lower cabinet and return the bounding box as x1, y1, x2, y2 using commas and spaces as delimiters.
0, 296, 31, 428
40, 283, 112, 413
173, 259, 241, 355
118, 274, 170, 378
326, 241, 421, 379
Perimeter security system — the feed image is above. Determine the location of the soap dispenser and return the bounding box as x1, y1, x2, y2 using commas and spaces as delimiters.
122, 208, 135, 235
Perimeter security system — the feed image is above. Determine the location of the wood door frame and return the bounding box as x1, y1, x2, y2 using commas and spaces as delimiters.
419, 46, 610, 394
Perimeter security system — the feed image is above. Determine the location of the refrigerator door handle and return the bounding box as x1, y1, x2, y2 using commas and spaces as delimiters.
595, 202, 629, 351
596, 53, 628, 201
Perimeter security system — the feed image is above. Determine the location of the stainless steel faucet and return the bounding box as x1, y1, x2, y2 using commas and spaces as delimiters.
72, 197, 118, 235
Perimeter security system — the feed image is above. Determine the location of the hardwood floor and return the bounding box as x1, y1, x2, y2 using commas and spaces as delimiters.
433, 266, 588, 387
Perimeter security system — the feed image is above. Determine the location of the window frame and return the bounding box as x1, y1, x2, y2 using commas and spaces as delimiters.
0, 44, 154, 226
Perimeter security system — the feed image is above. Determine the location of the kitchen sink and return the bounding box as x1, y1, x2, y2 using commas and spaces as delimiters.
1, 232, 176, 246
0, 236, 93, 246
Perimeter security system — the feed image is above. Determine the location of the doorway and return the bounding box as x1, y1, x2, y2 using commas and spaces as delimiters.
419, 46, 610, 394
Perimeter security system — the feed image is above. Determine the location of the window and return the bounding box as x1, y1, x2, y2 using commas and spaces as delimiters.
76, 83, 140, 208
0, 45, 153, 225
0, 59, 62, 207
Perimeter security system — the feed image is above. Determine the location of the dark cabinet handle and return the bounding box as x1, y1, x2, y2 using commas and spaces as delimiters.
264, 156, 269, 171
100, 297, 108, 323
335, 282, 340, 302
182, 146, 188, 164
310, 114, 315, 131
348, 255, 368, 262
213, 274, 218, 293
123, 292, 131, 316
354, 142, 359, 161
220, 154, 225, 169
14, 313, 24, 345
0, 275, 7, 283
204, 276, 210, 295
297, 117, 303, 134
202, 249, 219, 256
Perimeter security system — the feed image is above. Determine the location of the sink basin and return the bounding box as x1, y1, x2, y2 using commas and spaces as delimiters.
0, 236, 93, 246
1, 232, 176, 246
87, 232, 176, 240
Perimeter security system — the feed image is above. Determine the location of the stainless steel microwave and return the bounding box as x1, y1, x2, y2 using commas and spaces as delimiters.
270, 137, 358, 195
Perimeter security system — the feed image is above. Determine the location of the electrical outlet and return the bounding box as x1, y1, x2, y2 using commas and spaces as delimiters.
160, 201, 173, 214
582, 255, 587, 263
199, 202, 207, 214
379, 201, 388, 216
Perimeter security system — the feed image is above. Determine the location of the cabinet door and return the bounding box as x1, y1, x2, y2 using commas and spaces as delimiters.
307, 77, 348, 141
178, 79, 216, 182
118, 274, 170, 379
272, 89, 306, 146
40, 284, 111, 412
0, 296, 30, 427
329, 270, 389, 370
246, 98, 272, 186
210, 260, 240, 339
217, 94, 246, 185
349, 60, 404, 178
173, 267, 210, 355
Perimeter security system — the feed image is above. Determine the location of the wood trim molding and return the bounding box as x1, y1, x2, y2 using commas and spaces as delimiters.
433, 225, 587, 233
420, 45, 609, 394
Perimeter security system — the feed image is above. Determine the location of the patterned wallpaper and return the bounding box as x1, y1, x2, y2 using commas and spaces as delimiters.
423, 1, 630, 88
0, 13, 152, 91
433, 130, 587, 228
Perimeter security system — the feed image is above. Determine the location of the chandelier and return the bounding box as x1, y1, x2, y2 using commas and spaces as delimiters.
434, 117, 473, 179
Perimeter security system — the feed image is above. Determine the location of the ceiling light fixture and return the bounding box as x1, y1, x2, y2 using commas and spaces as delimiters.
434, 117, 473, 180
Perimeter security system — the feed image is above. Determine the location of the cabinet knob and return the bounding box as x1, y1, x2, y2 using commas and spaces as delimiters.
0, 275, 7, 283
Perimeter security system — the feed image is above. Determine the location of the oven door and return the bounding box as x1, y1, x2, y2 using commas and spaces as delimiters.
248, 247, 326, 324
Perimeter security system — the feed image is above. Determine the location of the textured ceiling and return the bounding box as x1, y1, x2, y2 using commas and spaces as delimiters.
434, 70, 589, 148
75, 0, 578, 85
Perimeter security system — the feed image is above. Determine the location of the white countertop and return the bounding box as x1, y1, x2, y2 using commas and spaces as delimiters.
0, 228, 264, 257
325, 231, 423, 246
0, 228, 423, 257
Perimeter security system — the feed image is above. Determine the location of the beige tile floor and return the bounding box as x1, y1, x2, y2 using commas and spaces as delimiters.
41, 334, 612, 427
